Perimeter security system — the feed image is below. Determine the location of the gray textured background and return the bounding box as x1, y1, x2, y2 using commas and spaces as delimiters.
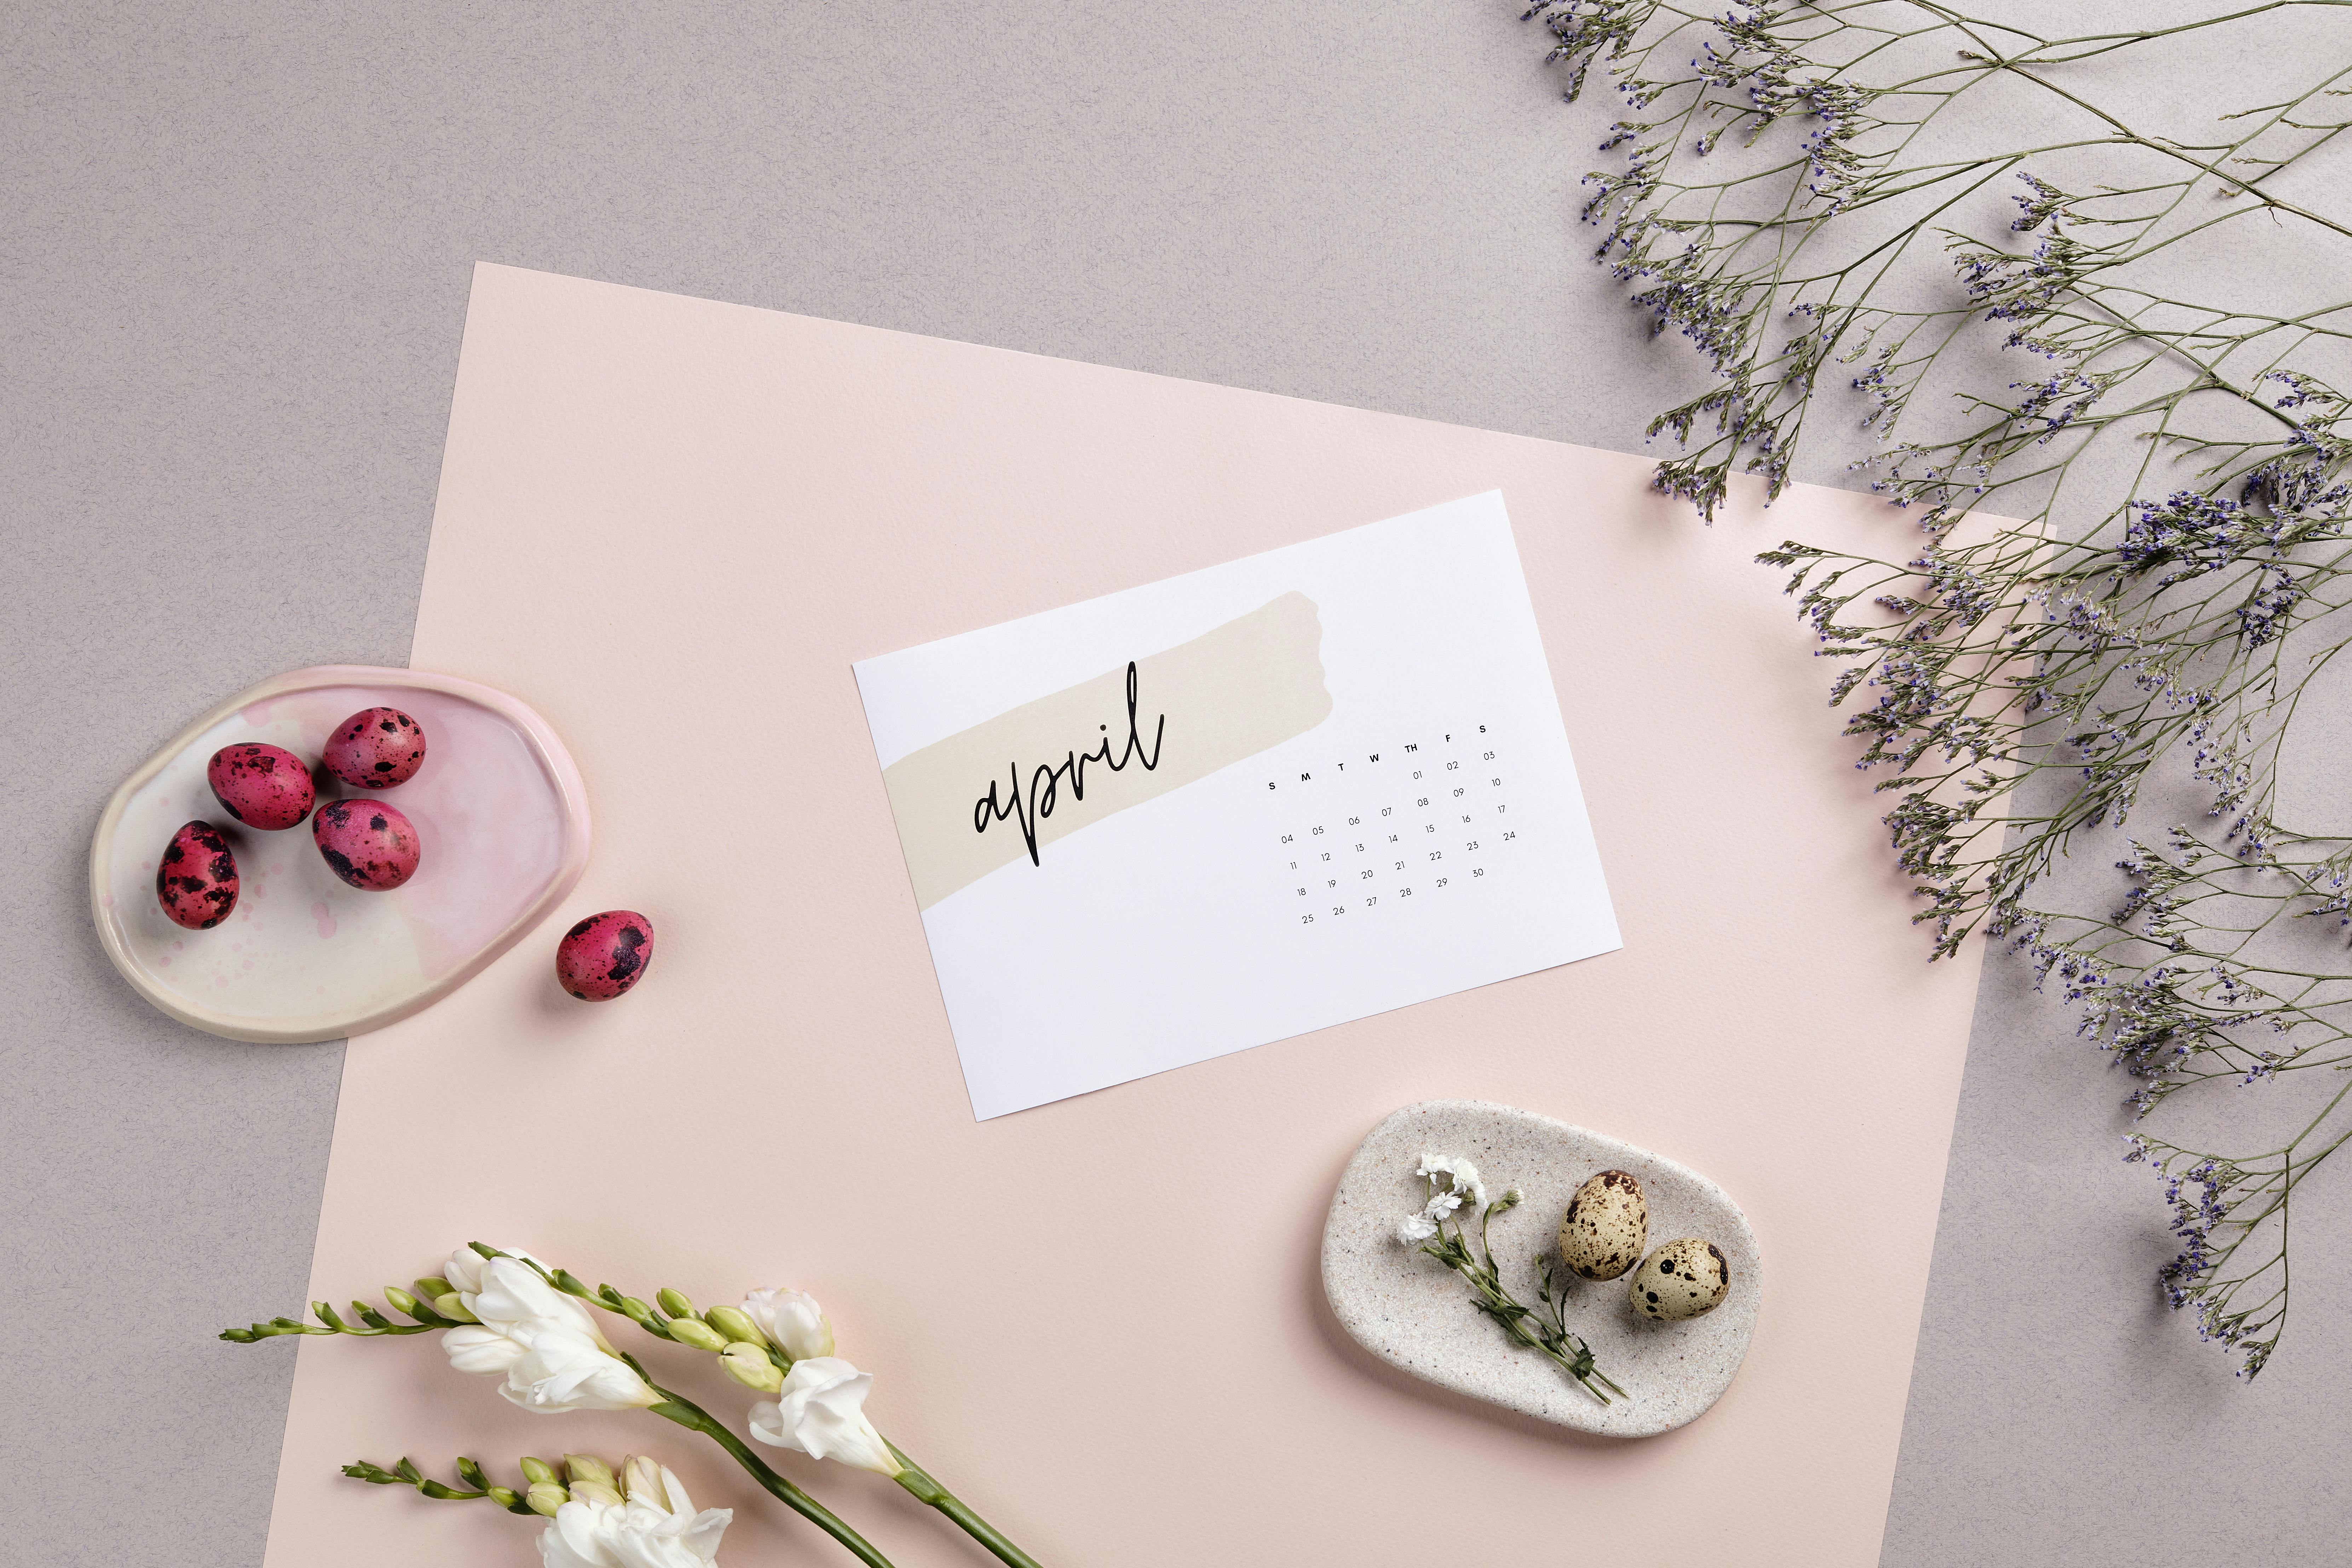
6, 4, 2346, 1564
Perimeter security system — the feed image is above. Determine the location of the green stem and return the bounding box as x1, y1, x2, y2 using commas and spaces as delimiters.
887, 1445, 1047, 1568
1420, 1207, 1624, 1406
646, 1389, 897, 1568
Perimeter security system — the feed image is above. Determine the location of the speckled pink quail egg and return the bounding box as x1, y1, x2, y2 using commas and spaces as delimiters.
311, 799, 421, 890
323, 706, 427, 789
1630, 1237, 1731, 1321
1558, 1169, 1648, 1281
205, 742, 316, 830
156, 820, 239, 929
556, 910, 655, 1001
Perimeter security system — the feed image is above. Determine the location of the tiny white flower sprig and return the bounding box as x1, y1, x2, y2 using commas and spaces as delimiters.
1397, 1155, 1627, 1406
1395, 1152, 1486, 1243
342, 1449, 733, 1566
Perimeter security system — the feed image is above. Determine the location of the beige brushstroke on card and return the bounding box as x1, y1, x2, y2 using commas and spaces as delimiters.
880, 591, 1332, 910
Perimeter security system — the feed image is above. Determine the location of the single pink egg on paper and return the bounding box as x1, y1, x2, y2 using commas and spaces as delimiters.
557, 911, 654, 1001
323, 707, 427, 789
157, 821, 239, 929
205, 743, 316, 830
312, 800, 421, 890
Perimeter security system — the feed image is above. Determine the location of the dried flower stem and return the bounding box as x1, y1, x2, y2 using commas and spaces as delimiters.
1419, 1193, 1629, 1405
1521, 0, 2352, 1377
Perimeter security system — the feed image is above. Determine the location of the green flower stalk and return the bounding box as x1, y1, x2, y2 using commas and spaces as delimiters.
1400, 1160, 1627, 1404
224, 1242, 1051, 1568
344, 1451, 737, 1565
226, 1248, 896, 1568
634, 1275, 1047, 1568
339, 1453, 540, 1515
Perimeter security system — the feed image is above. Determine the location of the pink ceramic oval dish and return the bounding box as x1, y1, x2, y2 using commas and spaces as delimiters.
89, 666, 590, 1044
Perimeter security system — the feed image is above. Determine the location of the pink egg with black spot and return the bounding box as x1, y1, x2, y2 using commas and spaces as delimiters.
311, 799, 421, 890
323, 706, 427, 789
557, 910, 655, 1001
205, 742, 316, 830
157, 820, 239, 929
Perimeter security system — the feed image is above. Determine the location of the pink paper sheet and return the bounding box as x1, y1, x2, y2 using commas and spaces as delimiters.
263, 263, 1981, 1566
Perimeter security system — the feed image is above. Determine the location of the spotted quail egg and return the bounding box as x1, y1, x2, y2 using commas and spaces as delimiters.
1558, 1169, 1648, 1281
1630, 1237, 1731, 1321
556, 910, 656, 1001
323, 706, 427, 789
311, 799, 421, 890
205, 743, 315, 830
156, 820, 238, 929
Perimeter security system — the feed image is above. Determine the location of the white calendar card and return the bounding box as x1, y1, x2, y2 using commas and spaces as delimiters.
853, 491, 1621, 1119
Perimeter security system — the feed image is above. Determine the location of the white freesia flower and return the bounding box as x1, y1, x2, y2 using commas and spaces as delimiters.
747, 1357, 903, 1477
538, 1458, 730, 1568
501, 1319, 667, 1413
739, 1288, 834, 1362
439, 1252, 660, 1414
440, 1246, 560, 1320
442, 1246, 495, 1298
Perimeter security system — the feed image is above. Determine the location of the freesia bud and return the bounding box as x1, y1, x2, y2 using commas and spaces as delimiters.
413, 1277, 455, 1301
622, 1455, 668, 1506
444, 1249, 491, 1296
669, 1319, 729, 1354
383, 1286, 421, 1317
705, 1306, 765, 1345
570, 1479, 624, 1508
563, 1455, 616, 1489
721, 1341, 785, 1394
431, 1293, 480, 1323
740, 1289, 834, 1362
486, 1485, 521, 1510
655, 1288, 697, 1319
525, 1482, 567, 1518
519, 1457, 559, 1486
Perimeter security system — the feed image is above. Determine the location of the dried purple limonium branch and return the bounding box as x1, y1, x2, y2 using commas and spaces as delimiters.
1520, 0, 2352, 1378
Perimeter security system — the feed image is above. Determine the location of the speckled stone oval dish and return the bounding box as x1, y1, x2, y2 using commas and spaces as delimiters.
90, 665, 591, 1044
1322, 1100, 1761, 1439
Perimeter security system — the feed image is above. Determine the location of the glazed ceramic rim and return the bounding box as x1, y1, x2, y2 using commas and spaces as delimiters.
87, 664, 593, 1044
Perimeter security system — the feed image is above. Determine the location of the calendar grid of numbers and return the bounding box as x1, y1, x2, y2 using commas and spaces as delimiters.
854, 492, 1621, 1120
1278, 726, 1517, 924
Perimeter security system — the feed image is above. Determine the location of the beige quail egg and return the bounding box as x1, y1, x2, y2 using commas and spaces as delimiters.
1630, 1237, 1731, 1321
1557, 1169, 1648, 1281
